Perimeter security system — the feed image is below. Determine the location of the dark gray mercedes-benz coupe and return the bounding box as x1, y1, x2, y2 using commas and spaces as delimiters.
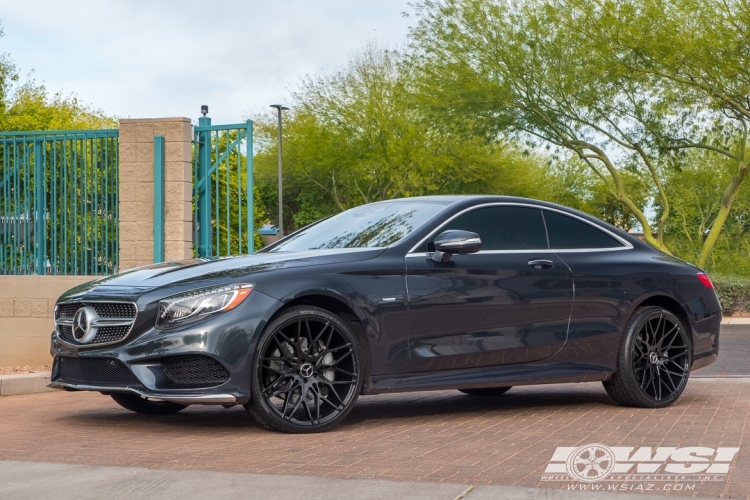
49, 196, 721, 433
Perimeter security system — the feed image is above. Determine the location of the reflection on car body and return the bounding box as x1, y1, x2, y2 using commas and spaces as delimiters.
49, 196, 721, 432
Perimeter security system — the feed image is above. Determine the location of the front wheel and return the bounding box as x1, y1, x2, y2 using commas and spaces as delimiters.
246, 306, 363, 433
603, 306, 692, 408
110, 393, 186, 415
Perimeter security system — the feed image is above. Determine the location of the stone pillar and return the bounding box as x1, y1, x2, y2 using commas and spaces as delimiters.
118, 118, 193, 270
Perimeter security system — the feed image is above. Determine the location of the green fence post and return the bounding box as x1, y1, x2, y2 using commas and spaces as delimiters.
153, 135, 165, 263
33, 139, 45, 274
246, 120, 254, 254
197, 115, 212, 257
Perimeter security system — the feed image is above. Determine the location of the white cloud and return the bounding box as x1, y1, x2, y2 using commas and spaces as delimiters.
0, 0, 411, 124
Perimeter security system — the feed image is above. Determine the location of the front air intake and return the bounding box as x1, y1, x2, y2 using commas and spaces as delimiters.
53, 357, 142, 387
161, 355, 230, 387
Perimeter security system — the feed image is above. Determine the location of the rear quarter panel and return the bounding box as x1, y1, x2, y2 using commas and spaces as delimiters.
554, 247, 721, 372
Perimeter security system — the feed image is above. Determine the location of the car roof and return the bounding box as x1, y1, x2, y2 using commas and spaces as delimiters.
388, 194, 600, 205
385, 195, 644, 247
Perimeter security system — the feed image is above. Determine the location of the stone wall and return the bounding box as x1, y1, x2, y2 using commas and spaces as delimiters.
0, 276, 96, 366
118, 117, 193, 269
0, 116, 195, 366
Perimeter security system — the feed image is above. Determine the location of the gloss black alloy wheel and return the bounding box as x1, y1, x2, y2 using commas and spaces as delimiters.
603, 306, 692, 408
246, 306, 363, 433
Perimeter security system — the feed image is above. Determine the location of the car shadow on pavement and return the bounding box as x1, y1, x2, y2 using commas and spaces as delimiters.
53, 384, 634, 432
343, 388, 618, 426
54, 404, 258, 429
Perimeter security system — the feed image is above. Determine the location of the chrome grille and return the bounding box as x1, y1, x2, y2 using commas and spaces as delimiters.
57, 303, 84, 319
55, 301, 137, 347
87, 325, 131, 344
57, 302, 136, 319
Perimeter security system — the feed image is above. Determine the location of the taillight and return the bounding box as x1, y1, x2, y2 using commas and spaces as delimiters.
697, 272, 714, 288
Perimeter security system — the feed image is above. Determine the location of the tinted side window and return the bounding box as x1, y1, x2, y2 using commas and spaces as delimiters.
543, 211, 622, 249
435, 206, 548, 251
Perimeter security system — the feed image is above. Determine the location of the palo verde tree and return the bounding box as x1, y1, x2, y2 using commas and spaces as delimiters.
408, 0, 750, 267
1, 23, 118, 273
253, 41, 558, 230
576, 0, 750, 268
661, 148, 750, 273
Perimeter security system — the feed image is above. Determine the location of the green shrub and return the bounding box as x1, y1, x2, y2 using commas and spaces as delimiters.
712, 275, 750, 316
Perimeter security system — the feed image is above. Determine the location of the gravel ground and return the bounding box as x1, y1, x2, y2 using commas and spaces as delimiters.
0, 365, 51, 376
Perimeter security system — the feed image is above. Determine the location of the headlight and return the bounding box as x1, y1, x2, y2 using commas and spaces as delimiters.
156, 283, 254, 329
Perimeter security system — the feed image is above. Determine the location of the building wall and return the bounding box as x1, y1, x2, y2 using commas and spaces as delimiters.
0, 276, 97, 366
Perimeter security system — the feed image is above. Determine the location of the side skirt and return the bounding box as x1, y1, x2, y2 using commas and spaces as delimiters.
365, 362, 611, 395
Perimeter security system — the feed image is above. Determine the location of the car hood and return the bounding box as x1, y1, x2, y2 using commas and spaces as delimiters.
61, 248, 385, 300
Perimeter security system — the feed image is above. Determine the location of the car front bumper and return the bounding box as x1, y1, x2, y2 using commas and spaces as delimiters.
47, 380, 239, 405
48, 290, 281, 406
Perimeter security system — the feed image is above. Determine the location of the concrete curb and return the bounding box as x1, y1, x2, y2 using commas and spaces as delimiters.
0, 460, 670, 500
721, 317, 750, 324
0, 372, 53, 397
690, 376, 750, 382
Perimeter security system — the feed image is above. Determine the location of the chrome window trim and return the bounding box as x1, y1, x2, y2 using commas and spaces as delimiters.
406, 202, 633, 256
405, 246, 631, 258
54, 300, 139, 350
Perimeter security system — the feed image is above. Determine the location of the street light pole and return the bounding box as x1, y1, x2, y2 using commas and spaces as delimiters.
270, 104, 289, 237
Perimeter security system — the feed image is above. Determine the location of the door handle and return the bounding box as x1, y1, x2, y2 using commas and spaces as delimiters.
528, 259, 554, 270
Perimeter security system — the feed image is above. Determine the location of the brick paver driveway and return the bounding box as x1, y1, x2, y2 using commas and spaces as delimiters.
1, 379, 748, 498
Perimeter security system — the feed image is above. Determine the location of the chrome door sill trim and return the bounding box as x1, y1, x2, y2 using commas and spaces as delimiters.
47, 381, 237, 405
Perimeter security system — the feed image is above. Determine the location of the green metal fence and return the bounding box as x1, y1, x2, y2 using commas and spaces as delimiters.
0, 130, 119, 275
193, 117, 254, 258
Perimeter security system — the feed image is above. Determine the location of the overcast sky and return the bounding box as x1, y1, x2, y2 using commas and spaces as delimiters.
0, 0, 412, 124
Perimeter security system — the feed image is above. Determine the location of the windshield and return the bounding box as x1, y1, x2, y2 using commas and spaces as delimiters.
268, 201, 448, 252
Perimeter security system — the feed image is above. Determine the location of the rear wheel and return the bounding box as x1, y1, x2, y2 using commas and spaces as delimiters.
459, 387, 512, 397
246, 306, 363, 433
603, 306, 691, 408
110, 393, 186, 415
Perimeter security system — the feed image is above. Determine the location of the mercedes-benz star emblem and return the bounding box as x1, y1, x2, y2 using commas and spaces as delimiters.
299, 363, 314, 379
72, 306, 100, 344
649, 351, 659, 364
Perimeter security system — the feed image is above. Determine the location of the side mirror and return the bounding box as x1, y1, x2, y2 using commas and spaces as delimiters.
431, 230, 482, 262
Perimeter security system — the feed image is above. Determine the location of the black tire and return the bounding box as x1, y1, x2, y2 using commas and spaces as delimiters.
110, 393, 186, 415
603, 306, 692, 408
246, 306, 364, 433
459, 387, 512, 397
